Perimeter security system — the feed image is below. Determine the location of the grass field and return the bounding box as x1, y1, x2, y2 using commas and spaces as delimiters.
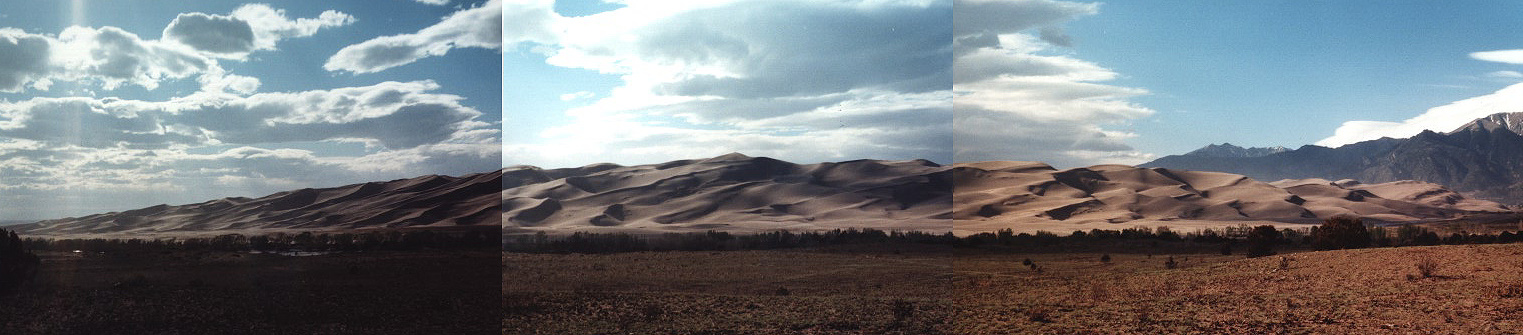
0, 249, 500, 334
503, 245, 954, 334
955, 242, 1523, 333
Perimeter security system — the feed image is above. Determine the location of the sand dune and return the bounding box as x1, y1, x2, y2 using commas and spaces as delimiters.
503, 153, 952, 234
955, 162, 1510, 235
12, 170, 503, 238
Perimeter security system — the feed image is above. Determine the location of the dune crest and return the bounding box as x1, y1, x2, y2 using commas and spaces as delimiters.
12, 170, 504, 237
503, 154, 953, 234
955, 162, 1510, 234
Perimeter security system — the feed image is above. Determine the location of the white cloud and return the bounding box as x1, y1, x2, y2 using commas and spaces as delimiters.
559, 91, 594, 101
0, 28, 53, 92
326, 0, 501, 73
1316, 82, 1523, 147
163, 4, 353, 58
53, 26, 216, 91
511, 0, 952, 167
1471, 49, 1523, 64
415, 0, 451, 5
0, 4, 345, 93
0, 80, 495, 150
950, 0, 1153, 166
1487, 70, 1523, 79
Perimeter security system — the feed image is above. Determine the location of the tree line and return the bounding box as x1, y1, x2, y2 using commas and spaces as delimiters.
23, 229, 500, 253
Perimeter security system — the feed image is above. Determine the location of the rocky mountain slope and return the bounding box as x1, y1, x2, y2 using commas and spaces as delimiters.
1142, 112, 1523, 203
503, 153, 953, 234
11, 170, 502, 237
1182, 143, 1289, 158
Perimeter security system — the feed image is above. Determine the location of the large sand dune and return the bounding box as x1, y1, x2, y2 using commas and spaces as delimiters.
503, 153, 953, 234
955, 162, 1510, 235
11, 170, 503, 238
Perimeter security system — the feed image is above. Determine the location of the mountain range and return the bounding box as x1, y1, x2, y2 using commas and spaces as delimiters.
1143, 112, 1523, 204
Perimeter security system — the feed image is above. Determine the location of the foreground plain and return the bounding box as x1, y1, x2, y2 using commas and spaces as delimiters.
956, 243, 1523, 333
503, 245, 954, 334
0, 249, 500, 334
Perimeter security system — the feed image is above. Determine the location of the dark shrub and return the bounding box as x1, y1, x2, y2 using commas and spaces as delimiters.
1245, 225, 1281, 258
0, 229, 40, 294
1100, 254, 1111, 263
1311, 216, 1370, 250
1220, 242, 1232, 255
1164, 256, 1178, 269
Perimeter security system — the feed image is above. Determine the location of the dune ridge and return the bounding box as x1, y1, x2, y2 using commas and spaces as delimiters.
11, 170, 503, 237
503, 153, 953, 234
954, 161, 1510, 235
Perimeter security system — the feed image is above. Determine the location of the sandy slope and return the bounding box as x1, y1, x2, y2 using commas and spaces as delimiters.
503, 153, 953, 234
11, 170, 503, 237
955, 162, 1510, 235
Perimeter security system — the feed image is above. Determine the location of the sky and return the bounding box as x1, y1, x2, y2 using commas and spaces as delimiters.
505, 0, 952, 168
955, 0, 1523, 168
0, 0, 502, 220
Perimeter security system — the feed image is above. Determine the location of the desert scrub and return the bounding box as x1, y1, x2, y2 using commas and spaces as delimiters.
1415, 255, 1440, 278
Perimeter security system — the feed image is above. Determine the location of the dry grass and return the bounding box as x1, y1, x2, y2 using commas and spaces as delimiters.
955, 244, 1523, 334
503, 246, 954, 334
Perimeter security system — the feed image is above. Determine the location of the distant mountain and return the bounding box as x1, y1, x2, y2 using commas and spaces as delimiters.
503, 153, 952, 234
954, 161, 1507, 234
1141, 112, 1523, 204
1182, 143, 1289, 158
11, 170, 502, 236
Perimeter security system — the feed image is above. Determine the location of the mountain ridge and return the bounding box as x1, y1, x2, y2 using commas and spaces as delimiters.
1142, 112, 1523, 203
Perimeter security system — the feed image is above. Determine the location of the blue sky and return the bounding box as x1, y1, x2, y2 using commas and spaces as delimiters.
954, 0, 1523, 167
0, 0, 501, 219
506, 0, 952, 168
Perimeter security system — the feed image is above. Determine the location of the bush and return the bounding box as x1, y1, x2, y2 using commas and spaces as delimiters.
0, 228, 40, 295
1245, 225, 1281, 258
1312, 216, 1370, 250
1416, 255, 1441, 278
1100, 254, 1111, 263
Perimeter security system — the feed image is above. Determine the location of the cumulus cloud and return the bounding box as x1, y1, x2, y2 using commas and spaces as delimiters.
0, 79, 500, 218
0, 4, 345, 93
1316, 82, 1523, 147
951, 0, 1154, 166
52, 26, 217, 90
164, 4, 353, 58
0, 80, 494, 150
0, 29, 53, 92
326, 0, 500, 73
511, 0, 952, 167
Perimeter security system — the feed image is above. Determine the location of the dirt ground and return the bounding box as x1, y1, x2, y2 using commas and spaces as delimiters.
955, 243, 1523, 334
503, 245, 955, 334
0, 249, 500, 334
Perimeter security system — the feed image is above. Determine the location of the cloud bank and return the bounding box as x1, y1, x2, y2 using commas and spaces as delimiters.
326, 0, 501, 73
507, 0, 952, 167
951, 0, 1155, 167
